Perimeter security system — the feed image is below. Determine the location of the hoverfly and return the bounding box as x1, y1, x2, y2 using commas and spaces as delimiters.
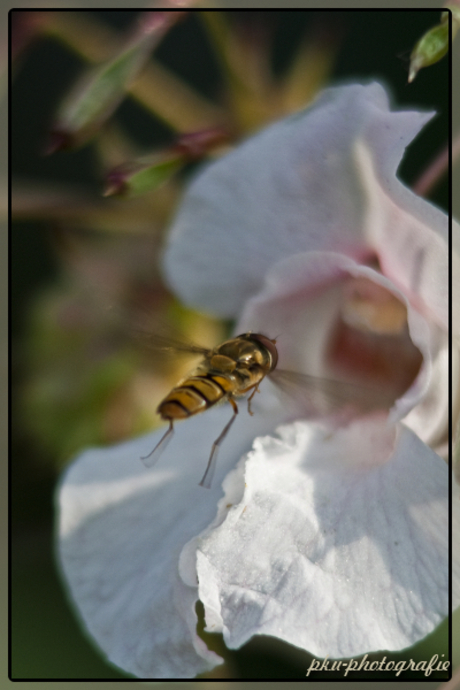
141, 330, 393, 488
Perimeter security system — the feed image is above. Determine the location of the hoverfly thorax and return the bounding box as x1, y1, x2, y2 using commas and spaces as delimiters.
215, 333, 278, 373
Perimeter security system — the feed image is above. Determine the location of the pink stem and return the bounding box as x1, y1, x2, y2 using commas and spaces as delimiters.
412, 131, 460, 197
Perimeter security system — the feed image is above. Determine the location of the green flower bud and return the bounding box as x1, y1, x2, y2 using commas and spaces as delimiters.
408, 8, 459, 82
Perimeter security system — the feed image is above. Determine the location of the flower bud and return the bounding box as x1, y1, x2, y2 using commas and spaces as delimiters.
408, 8, 459, 82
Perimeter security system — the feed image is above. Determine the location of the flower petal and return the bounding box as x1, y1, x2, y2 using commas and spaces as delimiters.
234, 250, 446, 447
355, 140, 449, 331
163, 82, 435, 318
57, 404, 284, 678
195, 419, 449, 658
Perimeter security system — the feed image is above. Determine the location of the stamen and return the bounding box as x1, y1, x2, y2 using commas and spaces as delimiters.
341, 276, 407, 335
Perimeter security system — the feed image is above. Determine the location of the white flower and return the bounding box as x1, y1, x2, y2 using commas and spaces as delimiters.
57, 82, 459, 678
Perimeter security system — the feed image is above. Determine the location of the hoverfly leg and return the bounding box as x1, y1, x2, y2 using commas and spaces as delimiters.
246, 384, 260, 416
140, 420, 174, 468
199, 399, 239, 489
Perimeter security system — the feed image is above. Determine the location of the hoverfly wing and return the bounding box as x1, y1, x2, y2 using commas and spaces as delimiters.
269, 369, 395, 418
134, 328, 212, 359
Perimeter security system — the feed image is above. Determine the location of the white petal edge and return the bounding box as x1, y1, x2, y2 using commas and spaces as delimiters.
163, 82, 437, 318
57, 403, 287, 678
195, 419, 449, 658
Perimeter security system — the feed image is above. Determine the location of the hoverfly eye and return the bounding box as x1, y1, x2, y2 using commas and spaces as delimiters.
244, 333, 278, 371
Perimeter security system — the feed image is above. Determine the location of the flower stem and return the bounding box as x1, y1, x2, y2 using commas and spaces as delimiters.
412, 131, 460, 197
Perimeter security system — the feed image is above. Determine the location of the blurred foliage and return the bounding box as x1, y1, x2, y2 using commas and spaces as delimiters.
408, 5, 459, 82
11, 8, 451, 681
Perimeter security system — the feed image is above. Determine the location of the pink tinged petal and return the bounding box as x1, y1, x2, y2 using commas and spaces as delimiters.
235, 251, 446, 447
355, 141, 448, 331
163, 82, 436, 318
195, 420, 449, 658
57, 405, 285, 678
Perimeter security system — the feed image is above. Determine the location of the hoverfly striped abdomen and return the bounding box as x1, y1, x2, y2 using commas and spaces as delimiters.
158, 374, 228, 420
143, 332, 278, 488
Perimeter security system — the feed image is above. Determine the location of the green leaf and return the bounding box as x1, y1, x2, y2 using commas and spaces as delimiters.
48, 12, 183, 150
